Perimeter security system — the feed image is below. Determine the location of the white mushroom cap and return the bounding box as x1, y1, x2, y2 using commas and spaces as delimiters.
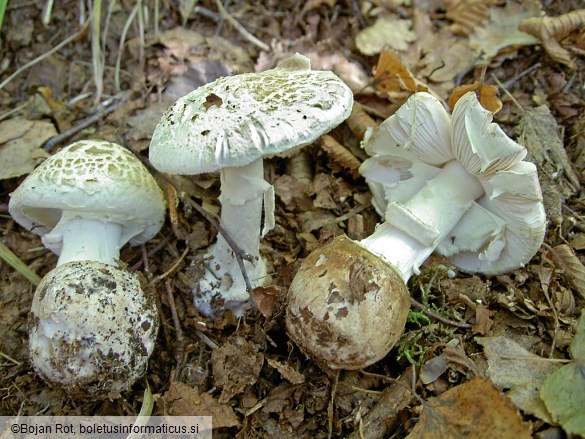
29, 261, 159, 399
360, 92, 546, 274
149, 53, 354, 174
8, 139, 165, 255
148, 53, 353, 318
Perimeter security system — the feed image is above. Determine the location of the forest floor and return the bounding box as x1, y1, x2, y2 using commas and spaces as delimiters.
1, 0, 584, 437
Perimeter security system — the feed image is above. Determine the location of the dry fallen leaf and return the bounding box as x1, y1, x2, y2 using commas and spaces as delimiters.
448, 80, 502, 114
445, 0, 500, 36
157, 381, 240, 428
546, 244, 585, 300
373, 48, 428, 99
253, 285, 282, 318
266, 358, 305, 385
0, 118, 54, 180
477, 336, 559, 422
519, 9, 585, 70
346, 102, 378, 142
211, 337, 264, 403
407, 376, 532, 438
469, 0, 541, 66
320, 135, 361, 178
355, 14, 417, 55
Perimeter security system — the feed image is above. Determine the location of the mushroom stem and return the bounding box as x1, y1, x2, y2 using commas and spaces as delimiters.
196, 159, 270, 316
218, 160, 264, 261
43, 216, 123, 266
361, 159, 484, 280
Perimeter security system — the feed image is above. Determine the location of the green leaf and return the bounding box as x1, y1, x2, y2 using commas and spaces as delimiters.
541, 311, 585, 436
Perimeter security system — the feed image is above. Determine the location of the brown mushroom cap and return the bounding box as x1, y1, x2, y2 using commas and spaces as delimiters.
286, 235, 411, 370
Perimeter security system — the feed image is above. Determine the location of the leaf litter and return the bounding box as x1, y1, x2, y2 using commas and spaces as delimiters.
0, 1, 584, 437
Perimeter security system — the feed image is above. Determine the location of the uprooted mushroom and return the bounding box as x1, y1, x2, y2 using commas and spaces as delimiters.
149, 53, 353, 318
286, 92, 546, 370
9, 140, 165, 399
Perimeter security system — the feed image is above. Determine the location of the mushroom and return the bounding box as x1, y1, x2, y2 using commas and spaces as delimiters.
8, 139, 165, 399
286, 92, 546, 369
149, 53, 353, 318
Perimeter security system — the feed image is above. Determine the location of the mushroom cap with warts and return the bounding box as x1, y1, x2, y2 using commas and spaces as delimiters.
29, 261, 159, 399
360, 92, 546, 274
8, 139, 165, 255
148, 53, 353, 174
286, 235, 410, 370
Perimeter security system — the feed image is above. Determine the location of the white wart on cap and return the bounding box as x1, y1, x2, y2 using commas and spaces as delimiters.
149, 53, 354, 317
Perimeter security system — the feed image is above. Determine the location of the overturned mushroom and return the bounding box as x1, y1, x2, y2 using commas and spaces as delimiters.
9, 140, 165, 399
149, 53, 353, 318
286, 92, 546, 370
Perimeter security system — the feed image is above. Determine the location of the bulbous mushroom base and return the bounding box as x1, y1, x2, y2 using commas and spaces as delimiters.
28, 261, 159, 400
286, 235, 411, 370
194, 252, 269, 319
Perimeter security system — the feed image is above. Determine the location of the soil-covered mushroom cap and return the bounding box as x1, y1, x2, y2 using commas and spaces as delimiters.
286, 235, 411, 370
8, 139, 165, 252
29, 261, 159, 399
149, 53, 354, 174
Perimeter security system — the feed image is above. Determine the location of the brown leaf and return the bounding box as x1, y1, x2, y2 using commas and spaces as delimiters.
373, 48, 428, 98
445, 0, 500, 36
157, 381, 240, 428
547, 244, 585, 300
472, 303, 495, 335
407, 376, 532, 438
0, 118, 53, 180
448, 81, 502, 114
211, 337, 264, 403
266, 358, 305, 384
477, 336, 558, 423
346, 102, 378, 141
320, 134, 361, 178
253, 285, 282, 318
519, 10, 585, 70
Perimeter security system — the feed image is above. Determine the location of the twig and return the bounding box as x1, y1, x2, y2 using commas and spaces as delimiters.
195, 329, 218, 350
0, 350, 22, 366
140, 244, 153, 281
489, 73, 523, 114
149, 246, 190, 285
130, 234, 173, 271
410, 297, 472, 329
42, 96, 128, 152
183, 196, 257, 304
165, 280, 186, 380
211, 0, 270, 52
328, 371, 340, 439
0, 20, 90, 91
